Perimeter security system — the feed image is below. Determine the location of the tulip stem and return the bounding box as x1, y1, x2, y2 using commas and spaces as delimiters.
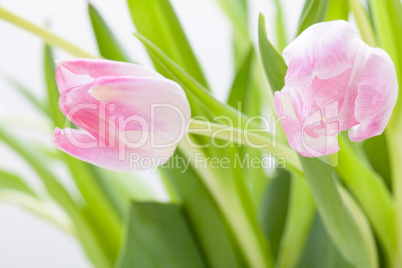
187, 119, 302, 173
0, 7, 99, 59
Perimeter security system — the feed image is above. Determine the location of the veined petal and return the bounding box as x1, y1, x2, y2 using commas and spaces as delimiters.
348, 48, 398, 141
52, 128, 176, 171
55, 59, 161, 93
283, 20, 357, 87
88, 76, 191, 145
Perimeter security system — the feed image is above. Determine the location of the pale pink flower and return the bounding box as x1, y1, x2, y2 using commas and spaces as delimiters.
274, 20, 398, 157
52, 59, 191, 171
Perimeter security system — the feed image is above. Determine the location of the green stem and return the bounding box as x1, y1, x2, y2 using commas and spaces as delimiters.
0, 7, 98, 58
187, 119, 302, 173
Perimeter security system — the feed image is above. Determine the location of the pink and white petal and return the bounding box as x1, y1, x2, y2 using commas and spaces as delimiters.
336, 39, 373, 131
274, 92, 306, 154
52, 128, 176, 171
274, 91, 340, 157
283, 20, 357, 87
348, 48, 398, 141
301, 122, 340, 157
88, 76, 191, 144
58, 83, 114, 142
56, 59, 162, 93
56, 64, 94, 94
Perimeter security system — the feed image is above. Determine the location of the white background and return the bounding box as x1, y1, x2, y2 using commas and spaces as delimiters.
0, 0, 303, 267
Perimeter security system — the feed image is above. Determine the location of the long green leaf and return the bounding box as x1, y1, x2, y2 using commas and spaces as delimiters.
227, 48, 270, 206
363, 135, 391, 189
88, 3, 131, 62
297, 214, 354, 268
369, 1, 402, 264
301, 157, 376, 268
161, 154, 245, 268
179, 141, 274, 268
325, 0, 349, 21
276, 175, 315, 268
272, 0, 287, 51
127, 0, 208, 88
116, 202, 207, 268
134, 34, 272, 137
259, 169, 291, 258
0, 169, 38, 197
337, 135, 396, 266
258, 14, 287, 93
349, 0, 376, 47
297, 0, 330, 35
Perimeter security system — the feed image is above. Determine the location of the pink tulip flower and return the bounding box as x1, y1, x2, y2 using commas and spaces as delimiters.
274, 20, 398, 157
52, 59, 191, 171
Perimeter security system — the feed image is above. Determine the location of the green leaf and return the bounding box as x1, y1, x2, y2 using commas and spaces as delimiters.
325, 0, 349, 21
276, 175, 315, 268
160, 151, 245, 268
135, 34, 263, 131
337, 135, 396, 266
44, 45, 64, 128
349, 0, 376, 47
273, 0, 287, 51
258, 14, 287, 93
117, 202, 207, 268
300, 157, 376, 268
297, 0, 330, 35
0, 127, 75, 215
88, 3, 131, 62
178, 142, 274, 268
0, 169, 38, 197
127, 0, 208, 88
259, 169, 291, 258
363, 135, 391, 189
227, 48, 254, 109
297, 214, 354, 268
227, 48, 270, 207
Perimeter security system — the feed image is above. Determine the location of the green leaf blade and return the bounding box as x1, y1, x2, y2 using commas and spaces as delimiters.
127, 0, 208, 88
88, 3, 131, 62
258, 14, 287, 93
301, 157, 377, 268
117, 202, 207, 268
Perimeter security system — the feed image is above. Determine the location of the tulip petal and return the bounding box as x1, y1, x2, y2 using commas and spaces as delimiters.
52, 128, 175, 171
56, 59, 161, 93
283, 20, 357, 88
348, 48, 398, 141
88, 76, 191, 146
274, 90, 340, 157
58, 82, 113, 143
